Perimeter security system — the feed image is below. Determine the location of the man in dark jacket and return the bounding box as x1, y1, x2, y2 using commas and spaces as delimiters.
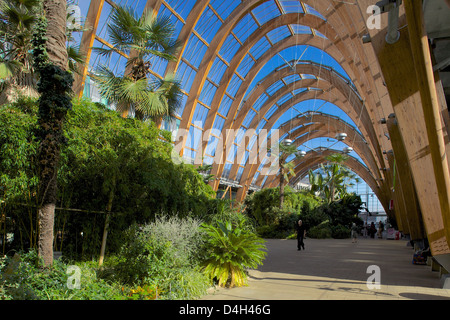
295, 219, 306, 251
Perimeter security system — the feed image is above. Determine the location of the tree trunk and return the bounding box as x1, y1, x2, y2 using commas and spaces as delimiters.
37, 0, 70, 267
99, 174, 116, 266
279, 164, 285, 209
43, 1, 69, 70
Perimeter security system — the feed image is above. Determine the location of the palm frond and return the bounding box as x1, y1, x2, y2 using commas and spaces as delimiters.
0, 59, 23, 79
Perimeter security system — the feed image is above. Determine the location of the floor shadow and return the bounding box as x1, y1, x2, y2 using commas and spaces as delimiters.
399, 292, 450, 300
257, 238, 442, 289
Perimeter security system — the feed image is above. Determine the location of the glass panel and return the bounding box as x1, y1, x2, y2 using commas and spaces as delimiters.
218, 95, 233, 117
242, 110, 256, 128
212, 115, 226, 131
266, 25, 291, 44
176, 61, 197, 92
192, 103, 209, 128
250, 37, 271, 60
252, 1, 282, 25
277, 93, 293, 106
165, 0, 196, 20
266, 80, 285, 96
291, 24, 312, 35
183, 34, 208, 69
236, 54, 255, 78
304, 3, 326, 20
199, 80, 217, 106
232, 13, 258, 43
208, 57, 228, 85
210, 0, 241, 20
195, 7, 222, 44
219, 34, 241, 63
252, 93, 269, 111
264, 105, 278, 119
226, 74, 243, 97
279, 0, 305, 14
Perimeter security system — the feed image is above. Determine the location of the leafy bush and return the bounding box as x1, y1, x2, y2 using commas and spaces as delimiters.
109, 215, 210, 299
1, 98, 218, 259
331, 224, 351, 239
255, 207, 298, 239
307, 221, 332, 239
0, 250, 123, 300
201, 221, 266, 288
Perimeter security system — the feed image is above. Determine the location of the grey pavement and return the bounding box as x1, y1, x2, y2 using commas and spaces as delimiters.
201, 237, 450, 300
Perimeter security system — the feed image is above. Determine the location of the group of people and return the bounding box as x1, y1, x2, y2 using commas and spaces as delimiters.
363, 221, 384, 239
294, 219, 386, 250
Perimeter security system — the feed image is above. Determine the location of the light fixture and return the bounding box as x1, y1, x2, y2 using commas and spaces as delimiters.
335, 132, 347, 142
362, 34, 372, 44
297, 150, 306, 157
282, 138, 293, 146
343, 146, 353, 154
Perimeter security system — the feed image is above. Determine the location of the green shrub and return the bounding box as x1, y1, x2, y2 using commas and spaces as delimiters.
255, 207, 298, 239
110, 215, 210, 299
331, 224, 351, 239
308, 221, 332, 239
201, 221, 267, 288
0, 250, 123, 300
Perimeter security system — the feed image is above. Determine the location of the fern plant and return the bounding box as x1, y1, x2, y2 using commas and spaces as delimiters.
200, 221, 267, 288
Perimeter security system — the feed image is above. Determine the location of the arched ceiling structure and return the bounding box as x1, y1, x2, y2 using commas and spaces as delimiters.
74, 0, 450, 269
75, 0, 393, 213
264, 149, 385, 207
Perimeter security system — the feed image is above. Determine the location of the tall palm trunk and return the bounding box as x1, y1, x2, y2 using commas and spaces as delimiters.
279, 160, 285, 209
36, 0, 71, 267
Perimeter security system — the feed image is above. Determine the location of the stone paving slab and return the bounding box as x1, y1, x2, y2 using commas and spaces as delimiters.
201, 238, 450, 300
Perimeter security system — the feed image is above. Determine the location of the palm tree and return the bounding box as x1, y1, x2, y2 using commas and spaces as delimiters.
0, 0, 41, 103
33, 0, 73, 267
0, 0, 84, 104
276, 141, 298, 209
92, 5, 182, 122
309, 153, 359, 203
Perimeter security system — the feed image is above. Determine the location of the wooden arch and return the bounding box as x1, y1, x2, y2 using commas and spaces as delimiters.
171, 0, 391, 168
209, 62, 382, 190
235, 113, 389, 204
263, 149, 388, 211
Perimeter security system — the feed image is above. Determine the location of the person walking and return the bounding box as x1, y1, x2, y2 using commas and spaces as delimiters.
369, 222, 376, 238
351, 223, 358, 243
295, 219, 306, 251
377, 221, 384, 239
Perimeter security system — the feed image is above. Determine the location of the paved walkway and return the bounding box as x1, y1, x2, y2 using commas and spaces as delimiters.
201, 237, 450, 300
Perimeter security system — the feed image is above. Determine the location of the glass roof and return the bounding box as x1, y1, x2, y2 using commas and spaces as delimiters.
74, 0, 379, 200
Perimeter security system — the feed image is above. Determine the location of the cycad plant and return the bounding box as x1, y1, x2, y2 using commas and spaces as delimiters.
92, 5, 182, 122
200, 221, 266, 288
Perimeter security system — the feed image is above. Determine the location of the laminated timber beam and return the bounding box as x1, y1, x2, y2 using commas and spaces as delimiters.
234, 117, 390, 211
230, 112, 380, 186
262, 149, 386, 210
235, 114, 381, 196
358, 0, 450, 267
73, 0, 105, 97
177, 0, 390, 174
209, 62, 380, 191
385, 150, 408, 234
386, 116, 425, 241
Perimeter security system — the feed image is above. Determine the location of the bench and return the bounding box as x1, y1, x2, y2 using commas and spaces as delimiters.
427, 256, 450, 289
